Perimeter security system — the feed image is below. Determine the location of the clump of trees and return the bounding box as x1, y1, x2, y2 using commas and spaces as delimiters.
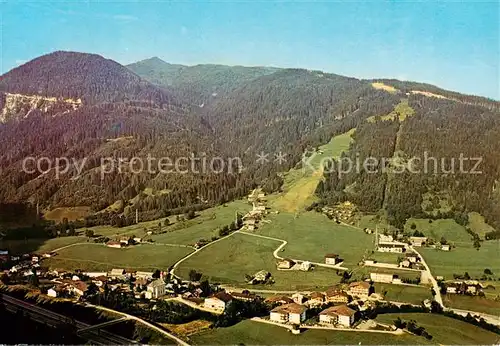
393, 317, 432, 340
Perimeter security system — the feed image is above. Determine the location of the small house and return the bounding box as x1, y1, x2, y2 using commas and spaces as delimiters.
400, 259, 411, 268
135, 271, 154, 280
292, 292, 306, 304
204, 291, 234, 311
109, 268, 126, 278
68, 281, 88, 296
324, 254, 341, 265
106, 241, 122, 249
277, 258, 295, 270
47, 285, 64, 298
299, 261, 312, 271
119, 237, 131, 245
446, 284, 458, 294
230, 291, 257, 302
378, 242, 406, 253
370, 272, 394, 284
84, 272, 108, 278
409, 236, 428, 247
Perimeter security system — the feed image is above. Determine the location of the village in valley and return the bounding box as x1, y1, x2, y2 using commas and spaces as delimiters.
0, 185, 499, 345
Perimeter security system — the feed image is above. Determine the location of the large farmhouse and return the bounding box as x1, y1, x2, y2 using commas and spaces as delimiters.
348, 281, 371, 298
204, 292, 234, 311
319, 305, 356, 327
270, 303, 307, 324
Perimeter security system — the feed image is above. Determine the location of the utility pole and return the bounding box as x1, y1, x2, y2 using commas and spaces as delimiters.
136, 209, 139, 224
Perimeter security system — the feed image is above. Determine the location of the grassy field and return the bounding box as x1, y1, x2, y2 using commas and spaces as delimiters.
43, 243, 193, 271
82, 200, 251, 245
161, 320, 212, 338
272, 130, 353, 213
370, 252, 402, 264
371, 82, 398, 94
468, 212, 496, 239
0, 236, 85, 255
191, 319, 427, 345
375, 312, 500, 345
258, 211, 375, 267
44, 206, 91, 222
374, 283, 432, 305
176, 232, 341, 291
483, 281, 500, 299
404, 218, 470, 245
152, 200, 251, 245
176, 210, 382, 290
355, 213, 399, 234
419, 240, 500, 280
38, 201, 252, 272
443, 293, 500, 316
367, 99, 414, 123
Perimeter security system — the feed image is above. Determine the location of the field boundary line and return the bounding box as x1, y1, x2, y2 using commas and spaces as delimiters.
169, 230, 240, 278
86, 303, 190, 346
238, 231, 349, 271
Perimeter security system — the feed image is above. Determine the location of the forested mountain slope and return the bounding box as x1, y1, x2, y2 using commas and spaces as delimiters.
127, 57, 279, 106
316, 93, 500, 230
1, 51, 498, 230
0, 52, 243, 222
0, 51, 173, 106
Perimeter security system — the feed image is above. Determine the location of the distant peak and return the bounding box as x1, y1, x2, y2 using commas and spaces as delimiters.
149, 56, 165, 62
137, 56, 169, 65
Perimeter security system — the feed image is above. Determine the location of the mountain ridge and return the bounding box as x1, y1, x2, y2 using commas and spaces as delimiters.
0, 51, 174, 106
0, 50, 499, 231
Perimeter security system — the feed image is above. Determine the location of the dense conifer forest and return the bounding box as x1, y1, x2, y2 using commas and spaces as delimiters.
0, 52, 498, 230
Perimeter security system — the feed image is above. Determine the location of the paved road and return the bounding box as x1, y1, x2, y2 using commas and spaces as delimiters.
239, 231, 349, 270
449, 308, 500, 327
86, 302, 190, 346
143, 242, 195, 249
168, 230, 241, 278
409, 245, 443, 307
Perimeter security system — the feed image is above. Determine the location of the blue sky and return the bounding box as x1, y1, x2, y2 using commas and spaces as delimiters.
1, 1, 498, 99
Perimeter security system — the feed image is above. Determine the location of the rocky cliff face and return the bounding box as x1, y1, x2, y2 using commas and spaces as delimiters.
0, 92, 82, 123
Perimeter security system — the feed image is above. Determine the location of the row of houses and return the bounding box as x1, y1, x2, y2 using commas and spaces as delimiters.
377, 241, 407, 253
45, 268, 170, 300
276, 259, 312, 271
263, 281, 378, 328
276, 253, 343, 272
445, 281, 483, 295
269, 301, 356, 327
243, 202, 268, 231
106, 236, 143, 249
377, 233, 435, 253
265, 282, 371, 308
